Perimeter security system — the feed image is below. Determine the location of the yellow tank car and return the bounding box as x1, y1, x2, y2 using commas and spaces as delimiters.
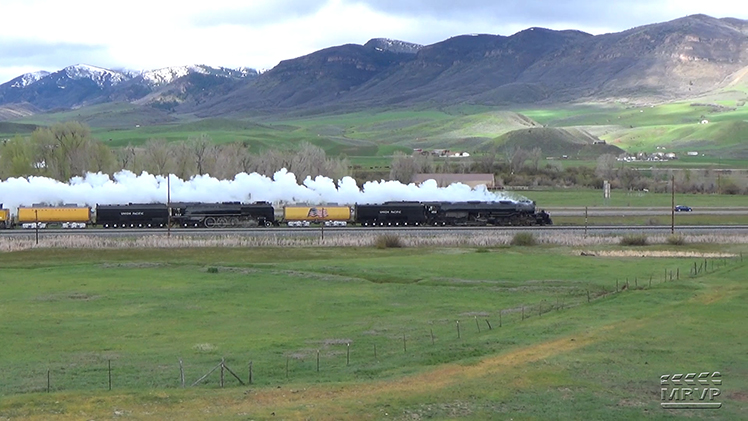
18, 206, 91, 223
0, 208, 9, 228
284, 205, 351, 226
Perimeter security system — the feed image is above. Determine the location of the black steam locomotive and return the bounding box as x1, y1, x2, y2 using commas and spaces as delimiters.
357, 200, 552, 226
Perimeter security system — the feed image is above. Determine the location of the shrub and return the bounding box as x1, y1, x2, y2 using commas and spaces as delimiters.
374, 234, 403, 249
620, 234, 648, 246
207, 267, 219, 273
667, 234, 687, 246
510, 232, 536, 246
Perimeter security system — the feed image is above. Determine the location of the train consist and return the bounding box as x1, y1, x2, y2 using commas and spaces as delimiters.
0, 200, 552, 229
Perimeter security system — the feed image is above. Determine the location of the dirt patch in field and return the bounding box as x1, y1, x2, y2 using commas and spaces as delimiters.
100, 262, 165, 269
578, 250, 736, 258
728, 391, 748, 402
239, 320, 645, 417
34, 292, 101, 302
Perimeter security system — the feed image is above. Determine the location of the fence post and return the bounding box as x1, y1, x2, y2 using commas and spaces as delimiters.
316, 350, 320, 372
430, 329, 434, 345
108, 360, 112, 391
286, 357, 289, 379
475, 316, 481, 332
456, 320, 461, 338
499, 310, 502, 327
248, 361, 253, 385
220, 358, 225, 388
346, 343, 350, 366
179, 358, 185, 388
403, 334, 407, 353
47, 369, 50, 393
485, 319, 492, 330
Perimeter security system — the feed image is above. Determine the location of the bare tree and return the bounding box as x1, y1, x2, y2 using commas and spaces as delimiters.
116, 144, 138, 172
509, 147, 528, 173
187, 134, 216, 176
290, 142, 327, 180
529, 147, 542, 171
595, 154, 618, 179
143, 138, 172, 175
389, 151, 417, 183
172, 143, 196, 180
214, 142, 251, 179
475, 150, 496, 174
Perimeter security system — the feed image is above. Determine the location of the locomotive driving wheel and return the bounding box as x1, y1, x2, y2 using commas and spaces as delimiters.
204, 217, 216, 228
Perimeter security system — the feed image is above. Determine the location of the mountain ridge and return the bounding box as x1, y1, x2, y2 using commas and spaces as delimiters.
1, 15, 747, 119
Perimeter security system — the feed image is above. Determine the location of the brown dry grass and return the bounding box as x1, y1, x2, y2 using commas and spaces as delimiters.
1, 232, 747, 252
578, 250, 737, 258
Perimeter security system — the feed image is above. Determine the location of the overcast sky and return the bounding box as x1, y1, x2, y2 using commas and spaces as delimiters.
1, 0, 746, 84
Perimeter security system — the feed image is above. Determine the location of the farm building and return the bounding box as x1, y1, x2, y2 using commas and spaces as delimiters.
413, 173, 496, 189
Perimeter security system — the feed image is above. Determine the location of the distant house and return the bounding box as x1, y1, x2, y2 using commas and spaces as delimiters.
413, 173, 496, 189
593, 139, 606, 145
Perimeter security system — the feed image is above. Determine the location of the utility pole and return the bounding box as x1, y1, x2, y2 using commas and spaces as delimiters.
167, 174, 171, 238
35, 209, 39, 245
670, 175, 675, 234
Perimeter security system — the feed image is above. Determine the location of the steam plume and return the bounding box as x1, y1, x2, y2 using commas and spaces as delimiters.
0, 169, 519, 211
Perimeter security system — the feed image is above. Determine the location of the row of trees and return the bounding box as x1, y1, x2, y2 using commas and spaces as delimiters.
1, 123, 744, 194
0, 122, 350, 182
388, 147, 746, 194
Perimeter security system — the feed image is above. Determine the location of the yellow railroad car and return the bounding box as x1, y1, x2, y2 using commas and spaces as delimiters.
18, 206, 91, 223
283, 205, 351, 221
0, 208, 9, 228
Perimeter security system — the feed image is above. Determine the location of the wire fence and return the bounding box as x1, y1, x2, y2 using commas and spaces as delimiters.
2, 254, 742, 395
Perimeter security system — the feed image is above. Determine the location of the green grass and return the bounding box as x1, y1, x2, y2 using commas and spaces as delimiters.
518, 189, 748, 208
0, 245, 746, 419
9, 98, 748, 162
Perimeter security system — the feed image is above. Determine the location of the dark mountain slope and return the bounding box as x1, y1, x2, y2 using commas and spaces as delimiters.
192, 14, 747, 116
191, 43, 416, 116
519, 15, 748, 100
345, 28, 592, 106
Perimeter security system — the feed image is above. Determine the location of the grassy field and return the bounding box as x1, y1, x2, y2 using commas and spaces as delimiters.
6, 99, 748, 164
0, 242, 746, 420
512, 189, 748, 208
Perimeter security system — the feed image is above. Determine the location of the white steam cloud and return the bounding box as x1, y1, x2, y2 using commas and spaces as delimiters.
0, 169, 519, 211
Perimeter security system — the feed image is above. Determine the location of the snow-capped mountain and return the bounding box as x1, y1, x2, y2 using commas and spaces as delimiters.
363, 38, 423, 54
8, 71, 51, 89
61, 64, 129, 88
137, 65, 258, 87
0, 64, 258, 111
